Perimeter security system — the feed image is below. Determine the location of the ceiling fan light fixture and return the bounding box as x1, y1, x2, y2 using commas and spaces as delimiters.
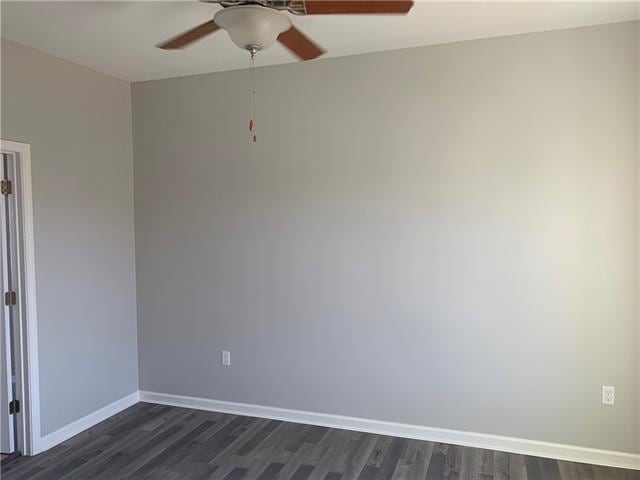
214, 5, 291, 52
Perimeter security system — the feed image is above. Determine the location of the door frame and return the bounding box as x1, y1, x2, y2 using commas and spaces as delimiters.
0, 139, 40, 456
0, 199, 15, 455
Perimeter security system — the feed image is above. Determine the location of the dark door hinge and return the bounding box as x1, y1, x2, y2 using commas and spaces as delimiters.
8, 399, 19, 415
1, 180, 12, 195
4, 291, 16, 305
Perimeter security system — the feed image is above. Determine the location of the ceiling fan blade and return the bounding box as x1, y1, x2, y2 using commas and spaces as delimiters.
278, 26, 325, 61
304, 0, 413, 15
157, 20, 220, 50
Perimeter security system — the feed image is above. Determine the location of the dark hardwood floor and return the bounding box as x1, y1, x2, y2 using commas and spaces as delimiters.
1, 402, 638, 479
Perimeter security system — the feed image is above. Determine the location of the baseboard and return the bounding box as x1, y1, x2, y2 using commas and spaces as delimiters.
139, 390, 639, 471
37, 391, 140, 453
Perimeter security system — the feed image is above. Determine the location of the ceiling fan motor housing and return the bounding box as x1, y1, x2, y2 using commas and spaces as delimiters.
214, 5, 292, 52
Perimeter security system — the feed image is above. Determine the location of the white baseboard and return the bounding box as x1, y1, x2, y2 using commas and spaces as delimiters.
37, 391, 140, 453
139, 390, 640, 471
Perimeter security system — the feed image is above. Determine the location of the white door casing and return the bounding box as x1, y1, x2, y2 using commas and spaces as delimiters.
0, 140, 40, 455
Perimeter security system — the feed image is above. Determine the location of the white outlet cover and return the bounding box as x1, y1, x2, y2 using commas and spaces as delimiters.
602, 386, 615, 405
222, 350, 231, 366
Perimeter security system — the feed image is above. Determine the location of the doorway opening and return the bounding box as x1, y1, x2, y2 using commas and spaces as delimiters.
1, 151, 20, 462
0, 140, 39, 460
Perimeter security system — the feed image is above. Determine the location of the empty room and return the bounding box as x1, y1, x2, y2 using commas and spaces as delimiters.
0, 1, 639, 479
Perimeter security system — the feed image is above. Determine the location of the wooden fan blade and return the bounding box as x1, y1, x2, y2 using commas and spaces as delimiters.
278, 26, 325, 61
157, 20, 220, 50
304, 0, 413, 15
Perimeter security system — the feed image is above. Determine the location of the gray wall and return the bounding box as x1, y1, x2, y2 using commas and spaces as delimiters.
637, 21, 640, 454
1, 40, 139, 436
131, 21, 639, 454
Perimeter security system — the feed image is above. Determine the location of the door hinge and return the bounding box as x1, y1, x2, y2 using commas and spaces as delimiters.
4, 291, 16, 305
1, 180, 12, 195
8, 399, 19, 415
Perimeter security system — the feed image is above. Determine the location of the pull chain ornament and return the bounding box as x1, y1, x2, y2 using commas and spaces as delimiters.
249, 50, 257, 143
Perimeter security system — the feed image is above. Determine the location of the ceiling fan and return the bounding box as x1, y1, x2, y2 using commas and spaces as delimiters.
157, 0, 415, 61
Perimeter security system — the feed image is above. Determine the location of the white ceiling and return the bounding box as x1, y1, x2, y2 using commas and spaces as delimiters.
2, 1, 638, 82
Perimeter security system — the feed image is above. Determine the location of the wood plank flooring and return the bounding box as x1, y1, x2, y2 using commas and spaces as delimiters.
1, 402, 638, 480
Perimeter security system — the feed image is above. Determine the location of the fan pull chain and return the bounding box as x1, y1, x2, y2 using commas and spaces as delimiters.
249, 50, 256, 143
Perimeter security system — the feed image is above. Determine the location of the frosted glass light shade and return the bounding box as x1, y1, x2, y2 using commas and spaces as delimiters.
214, 6, 292, 52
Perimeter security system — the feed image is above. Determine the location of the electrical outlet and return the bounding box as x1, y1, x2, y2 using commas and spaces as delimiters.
222, 350, 231, 366
602, 386, 615, 406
